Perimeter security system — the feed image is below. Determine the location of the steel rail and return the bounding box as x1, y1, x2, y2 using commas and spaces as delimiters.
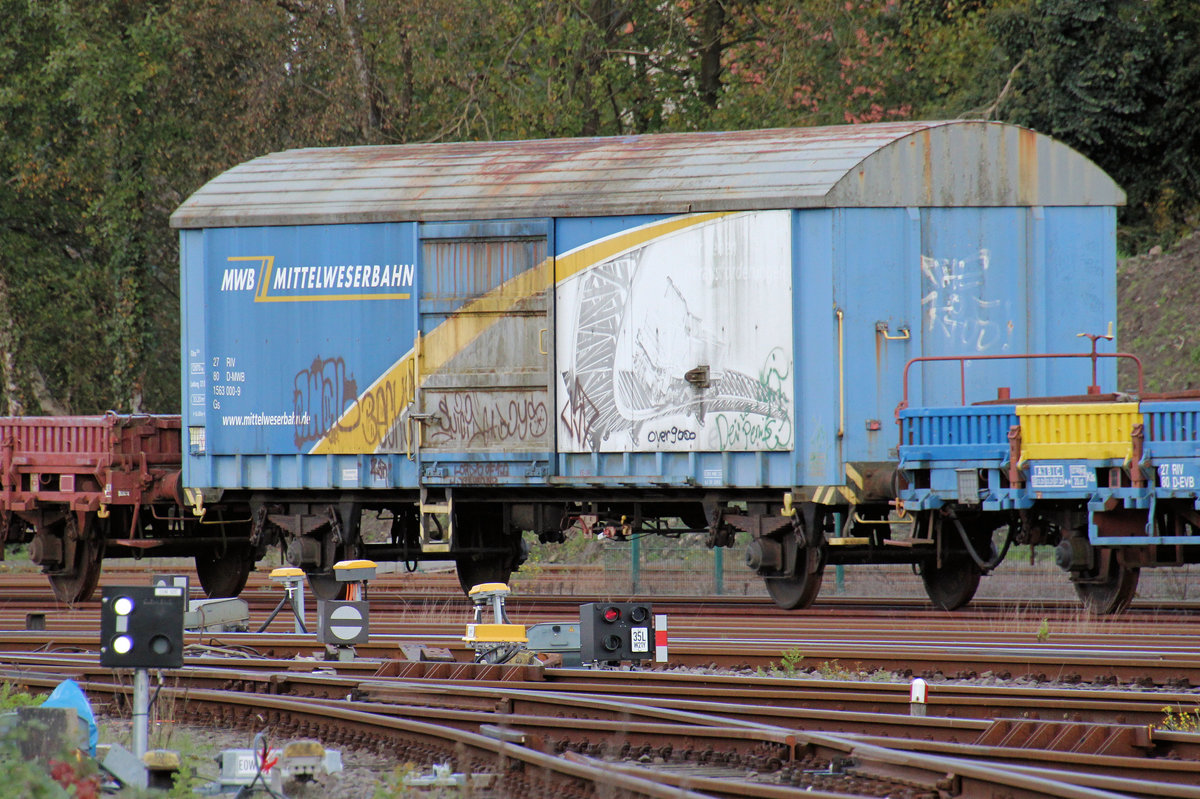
6, 652, 1200, 734
15, 607, 1200, 642
5, 660, 1200, 798
8, 653, 1200, 746
8, 568, 1200, 625
5, 619, 1200, 685
350, 680, 1200, 773
10, 669, 1192, 799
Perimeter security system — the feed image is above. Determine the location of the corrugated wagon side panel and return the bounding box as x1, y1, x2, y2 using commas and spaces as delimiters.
415, 220, 556, 461
832, 207, 922, 467
182, 222, 422, 490
1041, 206, 1119, 392
180, 228, 208, 490
897, 205, 1115, 406
793, 209, 838, 488
914, 206, 1032, 404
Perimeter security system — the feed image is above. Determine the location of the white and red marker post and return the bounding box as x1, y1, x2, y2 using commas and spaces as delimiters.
654, 614, 668, 662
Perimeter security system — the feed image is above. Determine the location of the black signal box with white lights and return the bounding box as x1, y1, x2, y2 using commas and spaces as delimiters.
579, 602, 654, 663
100, 585, 186, 669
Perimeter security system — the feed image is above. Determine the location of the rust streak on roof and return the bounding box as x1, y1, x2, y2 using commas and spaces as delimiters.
172, 122, 1124, 229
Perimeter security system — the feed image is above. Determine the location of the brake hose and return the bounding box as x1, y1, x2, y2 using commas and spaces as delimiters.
949, 513, 1015, 573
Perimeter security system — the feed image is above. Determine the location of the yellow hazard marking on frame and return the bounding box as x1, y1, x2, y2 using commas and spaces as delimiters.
812, 485, 858, 506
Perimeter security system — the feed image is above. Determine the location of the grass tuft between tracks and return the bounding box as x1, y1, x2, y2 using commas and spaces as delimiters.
755, 651, 901, 682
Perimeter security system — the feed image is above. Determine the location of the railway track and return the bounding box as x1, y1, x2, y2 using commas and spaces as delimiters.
7, 626, 1200, 688
6, 579, 1200, 687
5, 564, 1200, 617
3, 649, 1199, 798
4, 571, 1200, 795
5, 650, 1200, 730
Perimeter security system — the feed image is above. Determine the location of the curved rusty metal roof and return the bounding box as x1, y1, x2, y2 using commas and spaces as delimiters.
171, 121, 1124, 229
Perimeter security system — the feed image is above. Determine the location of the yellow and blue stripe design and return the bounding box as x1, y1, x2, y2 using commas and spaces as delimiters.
310, 213, 732, 455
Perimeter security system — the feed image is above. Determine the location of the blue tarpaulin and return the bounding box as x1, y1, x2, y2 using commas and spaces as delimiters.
40, 679, 97, 755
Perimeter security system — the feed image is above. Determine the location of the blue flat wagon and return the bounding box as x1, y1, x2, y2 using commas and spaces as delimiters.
898, 353, 1200, 613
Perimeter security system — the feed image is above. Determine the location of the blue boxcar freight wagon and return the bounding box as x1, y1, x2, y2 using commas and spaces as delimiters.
0, 121, 1129, 609
167, 120, 1124, 607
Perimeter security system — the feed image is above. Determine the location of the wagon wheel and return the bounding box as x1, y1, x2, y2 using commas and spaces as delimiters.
764, 563, 825, 610
1074, 549, 1140, 614
920, 512, 997, 611
47, 515, 103, 605
454, 504, 522, 595
921, 552, 982, 611
304, 504, 362, 600
306, 539, 360, 601
764, 504, 827, 611
456, 559, 515, 596
195, 544, 254, 598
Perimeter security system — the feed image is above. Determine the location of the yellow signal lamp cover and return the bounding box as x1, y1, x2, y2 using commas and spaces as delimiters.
333, 559, 378, 582
468, 582, 511, 596
282, 740, 325, 759
463, 623, 527, 644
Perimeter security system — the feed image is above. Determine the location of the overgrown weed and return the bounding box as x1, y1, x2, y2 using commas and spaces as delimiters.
1159, 706, 1200, 732
756, 647, 805, 677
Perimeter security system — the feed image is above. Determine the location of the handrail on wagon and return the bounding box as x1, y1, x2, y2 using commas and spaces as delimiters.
896, 351, 1145, 414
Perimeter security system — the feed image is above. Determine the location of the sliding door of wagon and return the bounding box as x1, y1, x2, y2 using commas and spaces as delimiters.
416, 221, 554, 479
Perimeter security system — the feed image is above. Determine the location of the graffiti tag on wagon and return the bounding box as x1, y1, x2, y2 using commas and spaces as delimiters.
708, 347, 794, 451
294, 354, 414, 451
293, 356, 357, 447
920, 249, 1011, 352
369, 457, 391, 481
644, 427, 697, 445
560, 377, 602, 449
426, 391, 550, 447
451, 462, 512, 485
712, 413, 792, 451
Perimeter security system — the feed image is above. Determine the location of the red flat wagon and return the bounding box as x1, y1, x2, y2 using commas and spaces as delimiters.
0, 414, 251, 602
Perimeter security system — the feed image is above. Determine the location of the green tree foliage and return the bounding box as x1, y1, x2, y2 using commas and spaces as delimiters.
888, 0, 1014, 119
0, 0, 1196, 413
3, 1, 190, 412
385, 0, 704, 139
988, 0, 1200, 247
2, 2, 108, 413
712, 0, 917, 129
0, 0, 356, 414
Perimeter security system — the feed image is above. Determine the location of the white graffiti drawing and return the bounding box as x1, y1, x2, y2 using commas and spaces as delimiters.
615, 274, 714, 419
557, 213, 794, 453
920, 248, 1010, 351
